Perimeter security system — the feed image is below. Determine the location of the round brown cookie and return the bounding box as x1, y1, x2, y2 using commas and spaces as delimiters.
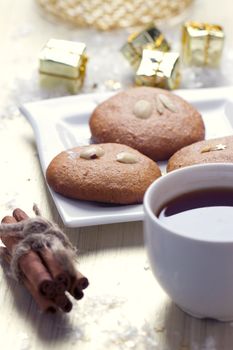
46, 143, 161, 204
89, 87, 205, 161
167, 136, 233, 172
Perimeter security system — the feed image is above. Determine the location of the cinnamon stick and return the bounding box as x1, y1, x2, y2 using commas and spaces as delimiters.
54, 293, 73, 313
13, 209, 89, 294
70, 287, 84, 300
68, 271, 89, 300
39, 246, 71, 293
13, 209, 71, 294
24, 277, 58, 313
12, 208, 29, 222
76, 270, 89, 290
1, 220, 57, 313
1, 207, 89, 313
1, 216, 56, 299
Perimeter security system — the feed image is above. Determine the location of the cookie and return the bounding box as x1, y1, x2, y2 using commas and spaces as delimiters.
167, 136, 233, 172
89, 87, 205, 161
46, 143, 161, 204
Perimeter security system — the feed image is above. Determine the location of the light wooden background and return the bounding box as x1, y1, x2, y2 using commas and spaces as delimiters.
0, 0, 233, 349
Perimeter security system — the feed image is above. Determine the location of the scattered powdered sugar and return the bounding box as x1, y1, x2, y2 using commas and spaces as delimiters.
0, 192, 20, 211
18, 331, 31, 350
10, 23, 34, 40
50, 294, 159, 349
103, 321, 159, 350
180, 66, 229, 89
143, 260, 150, 271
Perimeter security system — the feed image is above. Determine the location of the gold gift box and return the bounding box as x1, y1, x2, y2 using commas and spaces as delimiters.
135, 49, 180, 90
39, 74, 84, 94
39, 39, 87, 92
121, 25, 170, 69
182, 22, 225, 67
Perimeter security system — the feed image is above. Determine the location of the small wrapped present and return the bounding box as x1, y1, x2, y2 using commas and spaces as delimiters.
39, 74, 83, 94
182, 21, 224, 67
121, 25, 170, 69
39, 39, 87, 93
135, 49, 180, 90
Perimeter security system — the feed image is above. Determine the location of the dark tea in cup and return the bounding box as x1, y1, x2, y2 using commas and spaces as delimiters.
157, 188, 233, 240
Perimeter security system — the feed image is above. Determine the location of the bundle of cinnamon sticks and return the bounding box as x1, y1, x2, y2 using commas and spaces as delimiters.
0, 208, 89, 313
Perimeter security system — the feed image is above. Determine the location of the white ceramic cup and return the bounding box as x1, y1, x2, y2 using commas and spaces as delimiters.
143, 163, 233, 321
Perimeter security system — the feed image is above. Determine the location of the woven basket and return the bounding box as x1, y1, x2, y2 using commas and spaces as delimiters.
37, 0, 193, 30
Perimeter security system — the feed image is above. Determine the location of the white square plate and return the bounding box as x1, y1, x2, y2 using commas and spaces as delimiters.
20, 87, 233, 227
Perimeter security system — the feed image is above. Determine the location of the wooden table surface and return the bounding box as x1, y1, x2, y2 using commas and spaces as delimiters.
0, 0, 233, 349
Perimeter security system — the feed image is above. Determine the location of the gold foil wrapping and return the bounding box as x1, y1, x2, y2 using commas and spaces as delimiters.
39, 74, 84, 94
135, 49, 180, 90
39, 39, 87, 93
121, 26, 170, 69
182, 22, 224, 67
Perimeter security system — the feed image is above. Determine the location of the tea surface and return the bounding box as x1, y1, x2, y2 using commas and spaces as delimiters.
157, 188, 233, 240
